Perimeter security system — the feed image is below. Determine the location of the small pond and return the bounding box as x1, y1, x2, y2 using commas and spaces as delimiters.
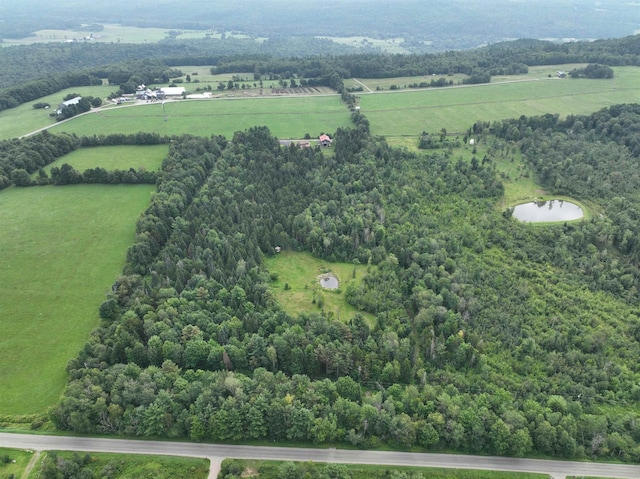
512, 200, 584, 223
319, 274, 339, 290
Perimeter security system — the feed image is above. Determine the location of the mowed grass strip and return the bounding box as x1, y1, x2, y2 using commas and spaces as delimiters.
0, 184, 154, 414
360, 66, 640, 136
41, 144, 168, 174
49, 95, 351, 138
264, 251, 374, 324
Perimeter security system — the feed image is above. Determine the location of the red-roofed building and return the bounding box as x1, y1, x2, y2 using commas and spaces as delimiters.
319, 134, 332, 147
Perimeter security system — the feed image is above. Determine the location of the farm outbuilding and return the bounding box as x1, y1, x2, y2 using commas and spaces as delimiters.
159, 87, 186, 97
319, 134, 332, 147
56, 96, 82, 114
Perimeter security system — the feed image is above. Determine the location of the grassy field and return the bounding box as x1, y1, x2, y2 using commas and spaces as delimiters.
0, 84, 116, 140
316, 36, 411, 54
359, 66, 640, 138
0, 184, 154, 414
175, 66, 255, 85
455, 138, 544, 208
0, 24, 221, 46
344, 74, 469, 91
27, 451, 210, 479
49, 95, 351, 139
41, 144, 168, 174
264, 251, 375, 324
7, 64, 640, 142
222, 459, 549, 479
174, 68, 315, 91
0, 447, 34, 478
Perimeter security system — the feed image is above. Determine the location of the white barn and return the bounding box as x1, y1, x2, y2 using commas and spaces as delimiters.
159, 87, 186, 97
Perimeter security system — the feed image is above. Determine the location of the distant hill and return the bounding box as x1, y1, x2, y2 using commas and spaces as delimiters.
3, 0, 640, 51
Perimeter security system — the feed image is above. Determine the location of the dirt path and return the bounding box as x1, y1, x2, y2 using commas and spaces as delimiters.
22, 450, 41, 479
352, 78, 373, 92
208, 457, 222, 479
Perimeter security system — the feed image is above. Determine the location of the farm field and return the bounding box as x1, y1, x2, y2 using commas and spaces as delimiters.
172, 67, 291, 90
49, 95, 351, 139
0, 24, 222, 46
346, 64, 589, 93
359, 66, 640, 138
344, 74, 467, 91
0, 84, 116, 140
316, 36, 411, 54
6, 64, 638, 142
0, 184, 154, 414
264, 251, 375, 324
41, 144, 168, 174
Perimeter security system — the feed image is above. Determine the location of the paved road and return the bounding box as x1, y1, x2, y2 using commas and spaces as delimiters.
2, 432, 640, 479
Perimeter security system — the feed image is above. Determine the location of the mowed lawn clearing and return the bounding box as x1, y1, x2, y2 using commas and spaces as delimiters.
0, 184, 154, 414
359, 66, 640, 137
41, 144, 168, 174
265, 251, 374, 324
49, 95, 351, 138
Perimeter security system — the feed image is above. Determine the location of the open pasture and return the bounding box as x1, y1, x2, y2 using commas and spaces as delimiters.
50, 95, 351, 139
41, 144, 168, 174
0, 184, 154, 414
359, 66, 640, 137
0, 84, 116, 140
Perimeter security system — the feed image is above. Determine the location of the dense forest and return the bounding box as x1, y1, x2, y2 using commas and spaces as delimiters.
0, 39, 370, 91
40, 104, 640, 460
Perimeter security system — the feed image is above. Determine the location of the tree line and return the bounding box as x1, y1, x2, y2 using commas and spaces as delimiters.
0, 131, 169, 190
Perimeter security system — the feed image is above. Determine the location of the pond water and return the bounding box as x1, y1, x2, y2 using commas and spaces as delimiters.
320, 275, 339, 290
512, 200, 584, 223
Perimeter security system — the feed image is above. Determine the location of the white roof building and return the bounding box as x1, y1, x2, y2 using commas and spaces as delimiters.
159, 87, 186, 96
56, 96, 82, 114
